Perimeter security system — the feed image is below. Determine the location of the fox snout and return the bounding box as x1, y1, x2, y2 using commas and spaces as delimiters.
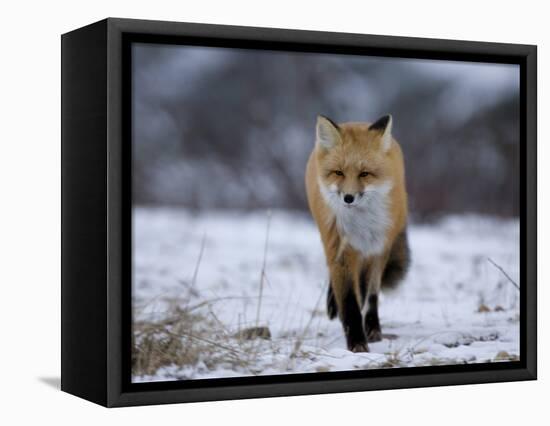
330, 188, 364, 206
336, 182, 366, 206
341, 190, 366, 205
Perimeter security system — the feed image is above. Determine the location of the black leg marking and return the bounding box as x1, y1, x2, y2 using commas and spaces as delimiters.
327, 283, 337, 320
365, 294, 382, 342
342, 291, 368, 352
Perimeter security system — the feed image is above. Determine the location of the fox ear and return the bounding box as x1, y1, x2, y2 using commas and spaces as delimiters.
370, 114, 393, 151
316, 115, 341, 150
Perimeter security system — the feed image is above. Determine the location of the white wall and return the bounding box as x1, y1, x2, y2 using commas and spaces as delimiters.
0, 0, 545, 423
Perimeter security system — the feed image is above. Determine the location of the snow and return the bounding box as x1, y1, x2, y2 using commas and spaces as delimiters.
132, 207, 520, 382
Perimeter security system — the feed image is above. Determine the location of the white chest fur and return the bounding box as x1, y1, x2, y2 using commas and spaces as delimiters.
319, 180, 393, 258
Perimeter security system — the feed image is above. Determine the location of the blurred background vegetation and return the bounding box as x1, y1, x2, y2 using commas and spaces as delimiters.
132, 44, 519, 221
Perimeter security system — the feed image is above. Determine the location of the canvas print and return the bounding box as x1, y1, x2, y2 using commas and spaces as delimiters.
131, 43, 520, 382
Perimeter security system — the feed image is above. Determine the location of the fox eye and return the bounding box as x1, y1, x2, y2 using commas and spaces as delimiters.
333, 170, 344, 176
359, 171, 370, 178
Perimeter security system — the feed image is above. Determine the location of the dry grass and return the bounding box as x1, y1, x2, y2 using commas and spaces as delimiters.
131, 291, 328, 379
132, 303, 251, 378
487, 257, 520, 291
255, 210, 272, 327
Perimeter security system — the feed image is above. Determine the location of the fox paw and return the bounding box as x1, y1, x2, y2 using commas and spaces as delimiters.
367, 329, 382, 343
350, 342, 369, 353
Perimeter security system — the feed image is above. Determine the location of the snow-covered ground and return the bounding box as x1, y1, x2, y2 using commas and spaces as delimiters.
132, 207, 520, 382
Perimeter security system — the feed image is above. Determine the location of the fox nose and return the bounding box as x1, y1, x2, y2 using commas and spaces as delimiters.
344, 194, 355, 204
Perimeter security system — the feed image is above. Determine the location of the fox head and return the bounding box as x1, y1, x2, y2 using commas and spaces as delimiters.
315, 114, 397, 210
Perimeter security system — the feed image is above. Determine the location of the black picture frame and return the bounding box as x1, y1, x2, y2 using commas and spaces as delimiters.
61, 17, 537, 407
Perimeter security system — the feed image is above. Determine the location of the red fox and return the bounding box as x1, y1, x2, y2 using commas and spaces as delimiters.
305, 115, 410, 352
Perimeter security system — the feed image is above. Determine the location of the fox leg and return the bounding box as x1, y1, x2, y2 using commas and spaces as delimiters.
364, 258, 384, 343
329, 263, 368, 352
